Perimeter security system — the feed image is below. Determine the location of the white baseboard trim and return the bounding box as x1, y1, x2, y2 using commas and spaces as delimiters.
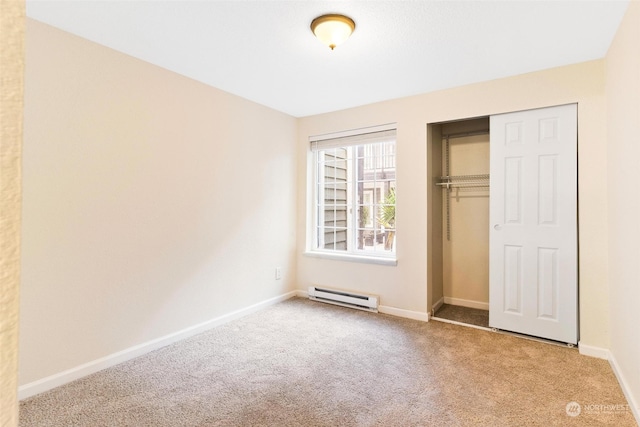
432, 297, 444, 315
578, 343, 639, 424
18, 291, 298, 400
609, 351, 640, 424
444, 297, 489, 311
379, 305, 429, 322
578, 342, 609, 360
295, 289, 308, 298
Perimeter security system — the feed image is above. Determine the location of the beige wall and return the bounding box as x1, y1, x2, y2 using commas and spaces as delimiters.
426, 124, 443, 312
442, 134, 490, 306
297, 60, 609, 347
606, 0, 640, 415
20, 19, 298, 385
0, 1, 24, 425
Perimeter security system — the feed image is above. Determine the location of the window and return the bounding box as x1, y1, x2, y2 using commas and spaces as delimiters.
310, 126, 396, 260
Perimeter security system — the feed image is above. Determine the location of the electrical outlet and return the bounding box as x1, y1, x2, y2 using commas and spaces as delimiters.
275, 267, 282, 280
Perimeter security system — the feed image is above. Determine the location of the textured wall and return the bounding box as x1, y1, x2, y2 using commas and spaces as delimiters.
0, 1, 24, 425
606, 0, 640, 418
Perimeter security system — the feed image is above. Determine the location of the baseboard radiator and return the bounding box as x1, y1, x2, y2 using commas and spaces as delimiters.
308, 286, 379, 313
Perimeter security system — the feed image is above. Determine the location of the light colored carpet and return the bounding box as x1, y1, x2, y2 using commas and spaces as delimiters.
433, 303, 490, 328
20, 297, 637, 426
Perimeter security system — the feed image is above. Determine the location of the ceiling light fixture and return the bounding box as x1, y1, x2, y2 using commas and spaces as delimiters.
310, 14, 355, 50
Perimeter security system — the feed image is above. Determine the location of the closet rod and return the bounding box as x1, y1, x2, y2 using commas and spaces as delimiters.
441, 129, 490, 139
436, 182, 489, 188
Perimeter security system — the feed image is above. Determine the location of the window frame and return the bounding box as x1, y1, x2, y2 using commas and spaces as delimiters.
308, 124, 397, 264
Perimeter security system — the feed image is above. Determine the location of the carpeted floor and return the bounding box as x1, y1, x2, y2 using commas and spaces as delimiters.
433, 303, 490, 328
20, 297, 637, 426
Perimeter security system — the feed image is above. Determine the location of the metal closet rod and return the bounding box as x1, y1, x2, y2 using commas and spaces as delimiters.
436, 174, 490, 189
436, 182, 490, 188
441, 129, 490, 139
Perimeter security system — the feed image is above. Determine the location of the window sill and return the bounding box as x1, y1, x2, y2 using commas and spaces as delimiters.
303, 251, 398, 266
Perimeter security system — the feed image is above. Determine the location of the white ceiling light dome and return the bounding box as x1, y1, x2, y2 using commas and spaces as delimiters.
310, 14, 356, 50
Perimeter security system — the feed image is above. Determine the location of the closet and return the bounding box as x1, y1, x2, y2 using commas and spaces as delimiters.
427, 104, 578, 345
430, 118, 491, 328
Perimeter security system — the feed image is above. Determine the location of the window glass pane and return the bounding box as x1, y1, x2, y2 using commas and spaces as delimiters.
314, 135, 395, 256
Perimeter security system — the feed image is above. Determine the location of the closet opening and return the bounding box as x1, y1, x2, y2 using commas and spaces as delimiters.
427, 105, 578, 344
427, 117, 491, 329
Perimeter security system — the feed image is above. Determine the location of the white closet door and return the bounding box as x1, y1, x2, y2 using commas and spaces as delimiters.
489, 104, 578, 344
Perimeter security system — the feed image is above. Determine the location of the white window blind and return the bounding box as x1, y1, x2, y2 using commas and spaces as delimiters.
310, 126, 397, 150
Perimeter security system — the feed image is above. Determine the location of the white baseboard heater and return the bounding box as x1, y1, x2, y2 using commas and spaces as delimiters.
308, 286, 379, 313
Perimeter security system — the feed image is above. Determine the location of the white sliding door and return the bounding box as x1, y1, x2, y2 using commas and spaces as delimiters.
489, 104, 578, 344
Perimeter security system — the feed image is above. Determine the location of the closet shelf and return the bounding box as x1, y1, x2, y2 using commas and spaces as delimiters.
436, 174, 490, 189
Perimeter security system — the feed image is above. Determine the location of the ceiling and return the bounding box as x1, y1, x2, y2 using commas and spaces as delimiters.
26, 0, 629, 118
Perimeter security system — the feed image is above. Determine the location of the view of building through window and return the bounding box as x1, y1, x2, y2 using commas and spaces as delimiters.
315, 139, 396, 257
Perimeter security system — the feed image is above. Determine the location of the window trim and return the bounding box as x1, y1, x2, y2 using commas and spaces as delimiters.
308, 124, 397, 262
303, 250, 398, 266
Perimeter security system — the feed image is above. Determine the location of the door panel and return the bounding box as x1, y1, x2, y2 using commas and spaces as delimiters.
503, 245, 523, 314
504, 157, 523, 224
489, 104, 577, 344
